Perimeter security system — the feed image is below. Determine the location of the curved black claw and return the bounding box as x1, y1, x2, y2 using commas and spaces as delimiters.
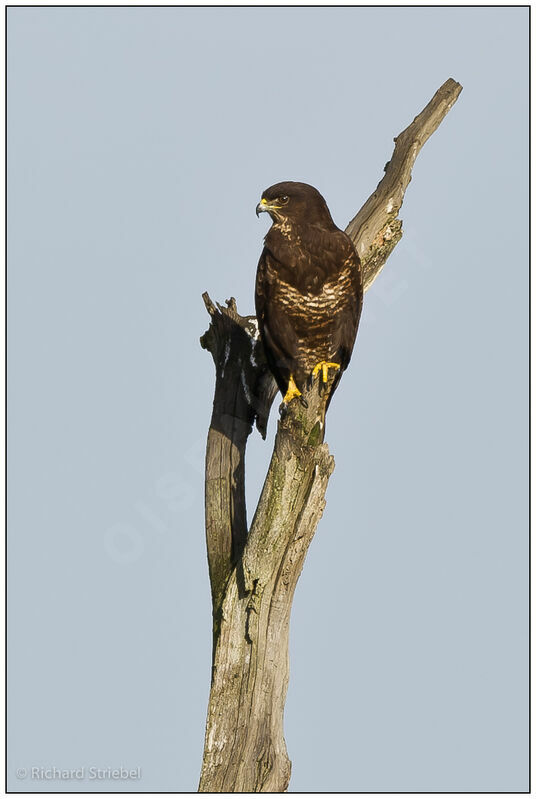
299, 395, 309, 408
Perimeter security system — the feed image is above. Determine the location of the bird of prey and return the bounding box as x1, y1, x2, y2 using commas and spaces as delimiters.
255, 181, 363, 408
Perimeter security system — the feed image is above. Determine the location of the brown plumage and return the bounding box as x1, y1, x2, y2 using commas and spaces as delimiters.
255, 181, 363, 406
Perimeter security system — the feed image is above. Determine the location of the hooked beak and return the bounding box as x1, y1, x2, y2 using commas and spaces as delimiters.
256, 197, 283, 218
256, 198, 268, 218
255, 197, 283, 219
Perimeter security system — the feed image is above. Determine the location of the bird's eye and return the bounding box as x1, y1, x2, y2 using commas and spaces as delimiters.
280, 196, 289, 204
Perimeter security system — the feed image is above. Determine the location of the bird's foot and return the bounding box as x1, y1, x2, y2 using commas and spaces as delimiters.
311, 361, 341, 384
283, 375, 302, 404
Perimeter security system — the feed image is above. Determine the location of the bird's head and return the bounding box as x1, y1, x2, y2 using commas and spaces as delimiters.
256, 181, 335, 228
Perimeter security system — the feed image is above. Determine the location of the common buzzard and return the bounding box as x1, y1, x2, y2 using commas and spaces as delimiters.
255, 181, 363, 408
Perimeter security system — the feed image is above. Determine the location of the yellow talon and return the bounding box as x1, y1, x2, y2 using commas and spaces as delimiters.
312, 361, 341, 384
283, 375, 302, 403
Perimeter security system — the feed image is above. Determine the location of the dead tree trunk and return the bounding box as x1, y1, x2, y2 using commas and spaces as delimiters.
198, 78, 462, 793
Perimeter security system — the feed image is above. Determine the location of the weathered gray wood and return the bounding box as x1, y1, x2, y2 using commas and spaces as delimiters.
345, 78, 463, 290
199, 387, 333, 791
200, 295, 261, 618
199, 78, 462, 792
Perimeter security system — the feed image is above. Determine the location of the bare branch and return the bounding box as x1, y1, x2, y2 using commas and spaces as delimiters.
346, 77, 462, 290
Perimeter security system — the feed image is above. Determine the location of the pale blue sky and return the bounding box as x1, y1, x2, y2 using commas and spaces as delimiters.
8, 6, 528, 792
